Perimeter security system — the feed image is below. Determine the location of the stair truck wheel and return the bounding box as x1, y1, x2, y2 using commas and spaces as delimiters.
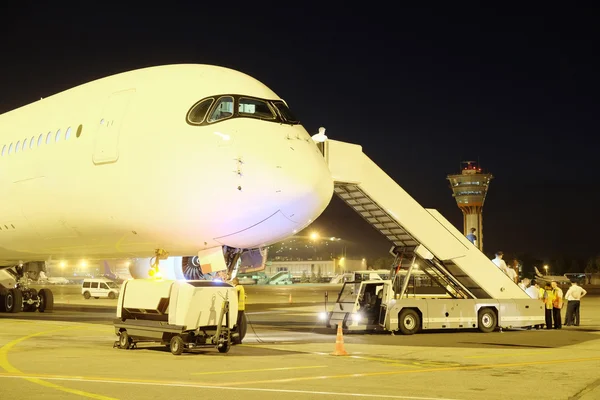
170, 336, 184, 355
38, 288, 54, 313
398, 308, 420, 335
478, 307, 497, 333
119, 331, 131, 349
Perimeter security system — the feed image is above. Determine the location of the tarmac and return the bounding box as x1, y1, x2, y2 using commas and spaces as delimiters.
1, 284, 599, 399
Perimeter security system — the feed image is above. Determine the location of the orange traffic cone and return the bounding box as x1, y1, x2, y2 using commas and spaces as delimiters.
289, 293, 293, 304
331, 323, 348, 356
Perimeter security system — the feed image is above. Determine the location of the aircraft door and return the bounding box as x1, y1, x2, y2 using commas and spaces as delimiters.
93, 89, 136, 165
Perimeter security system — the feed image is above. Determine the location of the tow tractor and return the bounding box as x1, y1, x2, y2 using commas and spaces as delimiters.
0, 263, 54, 313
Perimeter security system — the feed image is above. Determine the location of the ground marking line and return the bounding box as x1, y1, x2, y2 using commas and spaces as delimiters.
191, 365, 326, 375
0, 374, 462, 400
213, 355, 600, 387
0, 325, 117, 400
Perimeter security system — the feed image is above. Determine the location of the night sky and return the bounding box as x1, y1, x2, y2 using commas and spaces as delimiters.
2, 5, 598, 262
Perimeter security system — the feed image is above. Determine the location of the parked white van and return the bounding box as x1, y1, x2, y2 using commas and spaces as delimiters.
81, 278, 120, 299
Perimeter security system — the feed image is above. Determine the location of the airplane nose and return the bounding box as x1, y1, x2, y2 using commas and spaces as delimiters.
279, 139, 333, 224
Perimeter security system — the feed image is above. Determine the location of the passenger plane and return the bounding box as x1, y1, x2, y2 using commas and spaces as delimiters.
0, 64, 333, 283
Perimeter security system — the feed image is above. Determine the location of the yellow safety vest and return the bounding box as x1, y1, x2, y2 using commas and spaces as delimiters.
543, 290, 554, 310
236, 285, 246, 311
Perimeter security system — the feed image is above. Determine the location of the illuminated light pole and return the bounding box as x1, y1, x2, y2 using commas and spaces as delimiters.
544, 265, 549, 275
447, 161, 493, 252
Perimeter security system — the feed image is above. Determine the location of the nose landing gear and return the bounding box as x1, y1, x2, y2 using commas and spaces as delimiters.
148, 249, 169, 278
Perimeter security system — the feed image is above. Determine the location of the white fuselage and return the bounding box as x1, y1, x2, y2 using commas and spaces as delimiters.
0, 64, 333, 265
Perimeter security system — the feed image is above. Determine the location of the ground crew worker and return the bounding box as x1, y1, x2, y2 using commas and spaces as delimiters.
466, 228, 477, 246
543, 283, 554, 329
551, 281, 563, 329
564, 281, 587, 326
231, 277, 246, 343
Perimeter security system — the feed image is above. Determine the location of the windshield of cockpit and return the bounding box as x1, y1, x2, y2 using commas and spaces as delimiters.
187, 95, 299, 126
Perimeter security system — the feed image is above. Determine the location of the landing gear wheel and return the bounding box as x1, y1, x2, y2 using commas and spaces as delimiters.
83, 291, 91, 299
119, 332, 131, 349
478, 307, 497, 333
5, 289, 23, 313
38, 288, 54, 313
398, 309, 420, 335
170, 336, 184, 355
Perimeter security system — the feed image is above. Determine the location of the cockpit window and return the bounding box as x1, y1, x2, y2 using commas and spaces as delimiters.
186, 94, 300, 126
272, 101, 299, 123
188, 98, 214, 124
238, 97, 276, 120
208, 96, 234, 123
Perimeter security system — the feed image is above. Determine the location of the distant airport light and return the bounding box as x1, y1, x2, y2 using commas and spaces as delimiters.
310, 232, 319, 241
59, 261, 67, 268
80, 260, 88, 268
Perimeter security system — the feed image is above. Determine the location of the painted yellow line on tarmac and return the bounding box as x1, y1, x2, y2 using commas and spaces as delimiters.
215, 355, 600, 387
0, 325, 118, 400
465, 351, 552, 359
349, 355, 421, 367
191, 365, 326, 375
0, 373, 462, 400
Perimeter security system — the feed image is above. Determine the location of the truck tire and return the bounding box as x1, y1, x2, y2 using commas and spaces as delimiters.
398, 309, 420, 335
478, 308, 497, 333
170, 336, 184, 356
83, 291, 91, 299
119, 332, 131, 349
5, 289, 23, 313
38, 288, 54, 313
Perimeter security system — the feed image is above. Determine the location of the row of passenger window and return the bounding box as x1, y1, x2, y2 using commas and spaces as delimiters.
0, 124, 83, 157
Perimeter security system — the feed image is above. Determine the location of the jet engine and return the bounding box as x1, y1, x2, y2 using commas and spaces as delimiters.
129, 247, 268, 280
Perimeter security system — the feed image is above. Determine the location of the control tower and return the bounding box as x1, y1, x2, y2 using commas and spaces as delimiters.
447, 161, 493, 252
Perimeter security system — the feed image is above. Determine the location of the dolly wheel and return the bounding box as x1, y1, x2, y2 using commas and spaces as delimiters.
170, 336, 184, 356
218, 341, 231, 354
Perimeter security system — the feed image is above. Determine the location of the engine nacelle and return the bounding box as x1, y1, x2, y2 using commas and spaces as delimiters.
129, 257, 185, 280
129, 247, 268, 280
